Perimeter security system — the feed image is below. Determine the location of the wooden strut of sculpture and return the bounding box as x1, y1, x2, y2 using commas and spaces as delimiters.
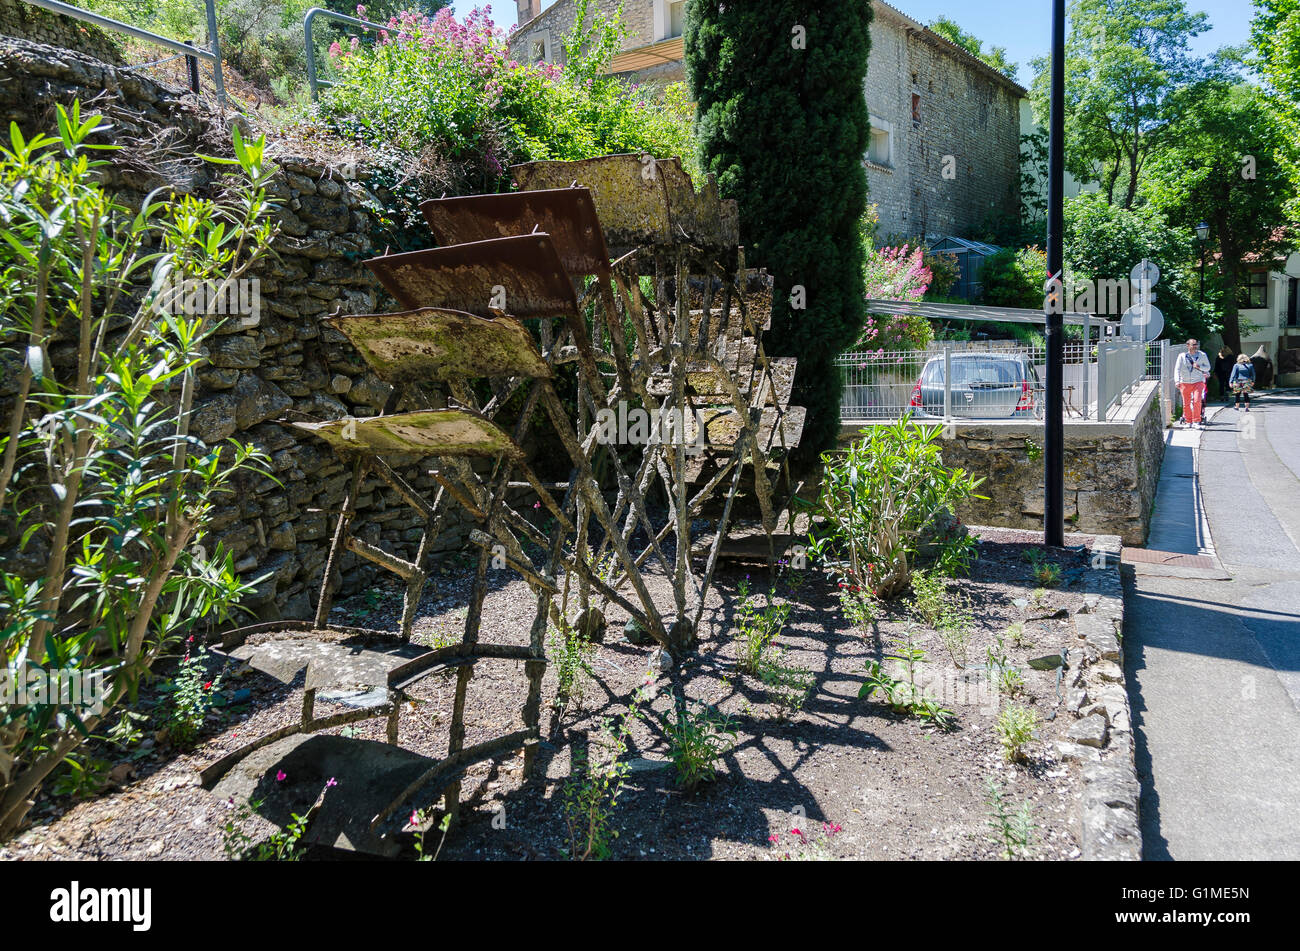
198, 154, 805, 851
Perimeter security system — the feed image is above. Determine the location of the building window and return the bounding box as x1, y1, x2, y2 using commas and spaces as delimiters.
866, 116, 892, 167
1238, 270, 1268, 309
530, 37, 547, 63
1288, 278, 1299, 327
669, 0, 686, 38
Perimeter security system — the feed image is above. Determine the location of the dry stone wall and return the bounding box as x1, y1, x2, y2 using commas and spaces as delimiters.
0, 38, 479, 623
0, 0, 123, 64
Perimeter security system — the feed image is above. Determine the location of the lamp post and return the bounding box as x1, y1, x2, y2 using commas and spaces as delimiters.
1196, 220, 1210, 305
1044, 0, 1066, 548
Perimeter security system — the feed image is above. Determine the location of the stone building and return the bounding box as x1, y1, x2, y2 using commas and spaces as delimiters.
509, 0, 1026, 242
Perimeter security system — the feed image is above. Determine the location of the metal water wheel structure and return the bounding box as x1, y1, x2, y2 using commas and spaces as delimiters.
198, 153, 804, 854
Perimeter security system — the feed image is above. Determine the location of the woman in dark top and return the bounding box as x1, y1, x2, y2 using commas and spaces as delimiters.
1214, 347, 1235, 403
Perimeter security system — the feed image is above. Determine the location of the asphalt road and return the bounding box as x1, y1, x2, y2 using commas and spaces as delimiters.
1125, 391, 1300, 860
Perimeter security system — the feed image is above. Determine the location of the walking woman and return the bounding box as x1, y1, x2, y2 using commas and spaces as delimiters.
1214, 346, 1234, 403
1229, 354, 1256, 412
1176, 338, 1212, 429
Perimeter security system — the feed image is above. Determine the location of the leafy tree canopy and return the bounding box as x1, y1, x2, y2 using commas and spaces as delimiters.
927, 17, 1019, 81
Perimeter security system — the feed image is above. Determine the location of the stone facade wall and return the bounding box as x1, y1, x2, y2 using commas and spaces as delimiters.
510, 1, 1023, 242
866, 3, 1023, 241
839, 384, 1166, 545
511, 0, 654, 65
0, 0, 124, 64
0, 39, 478, 623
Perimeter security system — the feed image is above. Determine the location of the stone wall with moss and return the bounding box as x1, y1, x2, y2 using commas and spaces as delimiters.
0, 38, 487, 623
0, 0, 124, 64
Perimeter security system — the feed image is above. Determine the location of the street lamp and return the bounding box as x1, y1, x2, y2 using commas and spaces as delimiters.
1044, 0, 1066, 548
1196, 221, 1210, 305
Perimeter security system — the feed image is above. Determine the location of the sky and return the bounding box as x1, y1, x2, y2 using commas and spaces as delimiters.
445, 0, 1256, 79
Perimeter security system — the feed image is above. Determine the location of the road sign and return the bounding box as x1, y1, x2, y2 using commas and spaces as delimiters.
1121, 301, 1164, 341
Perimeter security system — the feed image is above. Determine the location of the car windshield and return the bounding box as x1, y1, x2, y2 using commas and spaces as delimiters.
925, 358, 1025, 385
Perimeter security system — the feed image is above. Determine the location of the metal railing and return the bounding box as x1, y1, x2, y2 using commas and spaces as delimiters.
839, 338, 1162, 424
1094, 339, 1146, 421
22, 0, 225, 107
304, 6, 391, 102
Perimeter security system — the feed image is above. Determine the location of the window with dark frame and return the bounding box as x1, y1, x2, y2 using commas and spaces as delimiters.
1238, 270, 1268, 309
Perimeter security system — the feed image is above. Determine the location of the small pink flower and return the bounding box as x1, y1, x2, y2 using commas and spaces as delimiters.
275, 770, 287, 782
325, 777, 338, 789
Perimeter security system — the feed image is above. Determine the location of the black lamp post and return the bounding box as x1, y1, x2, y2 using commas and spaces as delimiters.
1044, 0, 1066, 548
1196, 220, 1210, 305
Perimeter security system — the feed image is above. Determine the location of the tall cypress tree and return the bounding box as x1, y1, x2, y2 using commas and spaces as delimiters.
685, 0, 872, 461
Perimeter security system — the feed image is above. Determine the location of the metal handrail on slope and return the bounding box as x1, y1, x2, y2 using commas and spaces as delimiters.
304, 6, 391, 103
21, 0, 226, 107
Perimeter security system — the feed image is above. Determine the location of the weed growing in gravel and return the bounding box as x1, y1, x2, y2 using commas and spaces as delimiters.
549, 618, 595, 712
410, 809, 452, 861
221, 797, 307, 861
1005, 620, 1033, 648
984, 777, 1035, 859
937, 595, 975, 668
735, 578, 792, 675
860, 633, 955, 729
769, 820, 843, 860
838, 586, 878, 632
1023, 549, 1062, 587
563, 683, 650, 860
996, 703, 1039, 762
163, 640, 225, 747
667, 703, 737, 791
759, 653, 814, 720
909, 569, 947, 627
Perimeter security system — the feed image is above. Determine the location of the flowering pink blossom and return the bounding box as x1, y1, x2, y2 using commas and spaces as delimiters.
275, 770, 287, 782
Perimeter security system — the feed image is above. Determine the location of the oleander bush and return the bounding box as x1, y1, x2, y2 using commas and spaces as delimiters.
0, 104, 276, 838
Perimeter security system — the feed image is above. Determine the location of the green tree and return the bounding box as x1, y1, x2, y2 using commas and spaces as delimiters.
1031, 0, 1216, 209
685, 0, 873, 459
1142, 83, 1296, 353
1252, 0, 1300, 219
927, 17, 1019, 80
1063, 192, 1206, 342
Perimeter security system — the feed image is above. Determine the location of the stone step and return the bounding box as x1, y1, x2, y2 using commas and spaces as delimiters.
293, 409, 523, 458
327, 308, 551, 384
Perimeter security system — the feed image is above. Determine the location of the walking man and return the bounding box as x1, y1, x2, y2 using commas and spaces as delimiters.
1176, 338, 1212, 429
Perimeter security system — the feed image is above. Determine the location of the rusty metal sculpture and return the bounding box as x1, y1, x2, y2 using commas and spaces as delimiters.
198, 154, 804, 854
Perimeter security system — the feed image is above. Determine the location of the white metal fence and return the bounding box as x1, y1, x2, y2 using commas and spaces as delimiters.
838, 339, 1163, 423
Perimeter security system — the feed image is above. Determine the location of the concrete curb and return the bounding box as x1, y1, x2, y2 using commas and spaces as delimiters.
1059, 534, 1142, 860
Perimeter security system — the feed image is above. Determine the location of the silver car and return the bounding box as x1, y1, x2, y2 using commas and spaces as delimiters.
910, 353, 1042, 419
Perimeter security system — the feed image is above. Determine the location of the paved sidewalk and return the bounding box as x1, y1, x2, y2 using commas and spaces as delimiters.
1125, 390, 1300, 860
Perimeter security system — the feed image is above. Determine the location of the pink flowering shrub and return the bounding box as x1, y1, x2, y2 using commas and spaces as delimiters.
858, 244, 934, 351
321, 2, 694, 185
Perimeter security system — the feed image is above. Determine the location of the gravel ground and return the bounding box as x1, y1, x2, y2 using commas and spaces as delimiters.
1, 527, 1097, 862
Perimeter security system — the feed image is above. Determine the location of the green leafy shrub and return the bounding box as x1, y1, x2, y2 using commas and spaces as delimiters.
996, 703, 1039, 763
0, 105, 276, 838
320, 2, 694, 191
734, 578, 792, 675
984, 777, 1035, 859
809, 419, 984, 599
977, 245, 1048, 309
162, 640, 225, 747
563, 683, 648, 861
759, 653, 814, 721
548, 618, 595, 712
859, 633, 954, 729
666, 703, 736, 791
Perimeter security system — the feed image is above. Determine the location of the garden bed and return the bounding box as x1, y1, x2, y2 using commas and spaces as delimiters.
1, 530, 1104, 862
